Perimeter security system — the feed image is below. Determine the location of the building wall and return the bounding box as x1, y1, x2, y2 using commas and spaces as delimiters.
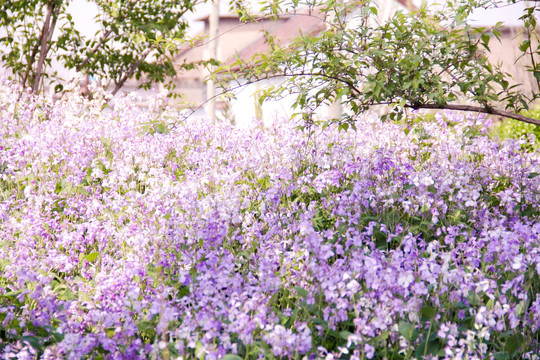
487, 28, 539, 99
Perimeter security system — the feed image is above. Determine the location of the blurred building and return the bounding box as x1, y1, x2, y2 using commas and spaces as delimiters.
487, 26, 539, 98
122, 0, 538, 125
165, 0, 411, 126
168, 11, 325, 124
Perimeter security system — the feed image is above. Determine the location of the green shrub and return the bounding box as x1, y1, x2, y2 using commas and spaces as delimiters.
491, 105, 540, 149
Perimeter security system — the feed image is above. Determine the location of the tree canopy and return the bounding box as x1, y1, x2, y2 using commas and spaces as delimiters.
0, 0, 212, 96
219, 0, 540, 126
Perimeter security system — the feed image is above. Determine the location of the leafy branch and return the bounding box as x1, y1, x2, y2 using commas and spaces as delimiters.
1, 0, 221, 98
217, 0, 540, 125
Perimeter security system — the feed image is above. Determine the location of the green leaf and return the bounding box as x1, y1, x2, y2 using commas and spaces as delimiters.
83, 252, 99, 263
21, 336, 43, 352
61, 287, 77, 301
223, 355, 242, 360
492, 352, 511, 360
55, 181, 63, 194
178, 286, 190, 298
294, 286, 308, 300
415, 338, 441, 358
1, 289, 22, 298
339, 331, 353, 340
481, 33, 490, 49
168, 342, 179, 356
505, 333, 525, 354
195, 341, 205, 360
515, 299, 529, 316
519, 40, 531, 52
398, 321, 419, 342
420, 306, 437, 320
137, 320, 155, 332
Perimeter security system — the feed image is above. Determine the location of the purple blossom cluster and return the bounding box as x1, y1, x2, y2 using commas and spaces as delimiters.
0, 80, 539, 359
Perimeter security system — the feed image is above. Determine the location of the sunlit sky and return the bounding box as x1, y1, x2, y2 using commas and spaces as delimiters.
66, 0, 528, 39
66, 0, 222, 38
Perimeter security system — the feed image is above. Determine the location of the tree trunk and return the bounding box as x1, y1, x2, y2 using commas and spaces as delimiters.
409, 103, 540, 126
206, 0, 220, 123
32, 1, 61, 94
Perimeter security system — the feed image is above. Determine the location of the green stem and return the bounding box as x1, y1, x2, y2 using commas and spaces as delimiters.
423, 322, 432, 357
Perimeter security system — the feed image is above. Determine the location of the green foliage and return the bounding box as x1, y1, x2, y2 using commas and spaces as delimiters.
220, 0, 540, 126
0, 0, 212, 96
0, 272, 64, 356
0, 0, 78, 93
492, 103, 540, 149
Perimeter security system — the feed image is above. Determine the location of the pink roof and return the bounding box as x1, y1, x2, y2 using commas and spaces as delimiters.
180, 0, 415, 73
194, 13, 242, 22
231, 12, 325, 67
226, 1, 413, 70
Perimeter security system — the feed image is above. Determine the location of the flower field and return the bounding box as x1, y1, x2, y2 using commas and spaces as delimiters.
0, 81, 539, 360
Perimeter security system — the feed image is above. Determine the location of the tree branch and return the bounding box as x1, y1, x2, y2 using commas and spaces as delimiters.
31, 3, 53, 93
109, 2, 204, 97
222, 69, 540, 125
76, 0, 137, 72
250, 67, 540, 125
21, 33, 43, 89
409, 103, 540, 126
111, 45, 156, 96
32, 1, 61, 93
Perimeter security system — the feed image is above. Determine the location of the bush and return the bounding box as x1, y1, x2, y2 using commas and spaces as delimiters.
0, 81, 539, 359
492, 105, 540, 150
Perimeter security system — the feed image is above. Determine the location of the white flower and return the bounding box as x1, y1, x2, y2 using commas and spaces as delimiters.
299, 219, 314, 235
347, 279, 360, 293
512, 254, 523, 270
420, 175, 434, 186
398, 271, 414, 288
413, 174, 434, 186
465, 199, 476, 207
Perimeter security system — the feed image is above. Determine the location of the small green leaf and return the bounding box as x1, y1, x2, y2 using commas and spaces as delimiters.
61, 287, 77, 301
137, 320, 155, 332
519, 40, 531, 52
339, 331, 353, 340
223, 355, 242, 360
21, 336, 42, 352
481, 33, 490, 48
420, 306, 437, 320
178, 286, 189, 298
398, 321, 419, 342
294, 286, 308, 300
492, 352, 511, 360
84, 252, 99, 263
505, 333, 525, 354
1, 289, 22, 298
415, 338, 441, 358
515, 299, 529, 316
55, 181, 63, 194
195, 341, 205, 360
